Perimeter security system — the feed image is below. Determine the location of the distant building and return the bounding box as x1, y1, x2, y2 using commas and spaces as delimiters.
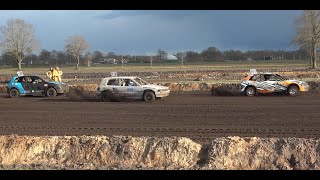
166, 54, 178, 61
264, 56, 273, 60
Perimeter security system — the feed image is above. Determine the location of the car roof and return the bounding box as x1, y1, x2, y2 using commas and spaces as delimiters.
15, 75, 40, 77
249, 73, 276, 76
12, 75, 43, 79
102, 76, 139, 80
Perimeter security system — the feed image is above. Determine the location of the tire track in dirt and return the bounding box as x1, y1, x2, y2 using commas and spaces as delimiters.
0, 93, 320, 144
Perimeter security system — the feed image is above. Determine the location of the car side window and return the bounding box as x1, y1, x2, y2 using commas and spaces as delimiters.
251, 75, 265, 82
110, 79, 122, 86
31, 77, 43, 83
119, 79, 126, 86
18, 77, 28, 83
37, 78, 43, 83
124, 79, 137, 86
250, 75, 258, 81
14, 77, 20, 83
264, 75, 271, 81
267, 75, 280, 81
107, 79, 116, 85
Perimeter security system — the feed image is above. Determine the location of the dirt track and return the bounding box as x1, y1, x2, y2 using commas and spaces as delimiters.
0, 93, 320, 144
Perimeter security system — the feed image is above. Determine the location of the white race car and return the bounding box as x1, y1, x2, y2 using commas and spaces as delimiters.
96, 76, 170, 102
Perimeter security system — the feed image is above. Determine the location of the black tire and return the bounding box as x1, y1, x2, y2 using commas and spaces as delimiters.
101, 91, 111, 102
46, 87, 57, 97
287, 85, 300, 97
9, 88, 19, 98
245, 86, 256, 97
143, 91, 156, 102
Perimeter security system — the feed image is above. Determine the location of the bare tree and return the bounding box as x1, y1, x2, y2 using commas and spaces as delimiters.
0, 18, 39, 70
294, 10, 320, 69
65, 35, 89, 69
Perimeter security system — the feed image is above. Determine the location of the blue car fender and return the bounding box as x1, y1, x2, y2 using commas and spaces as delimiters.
8, 81, 25, 94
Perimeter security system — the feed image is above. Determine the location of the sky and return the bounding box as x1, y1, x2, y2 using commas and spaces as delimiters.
0, 10, 303, 55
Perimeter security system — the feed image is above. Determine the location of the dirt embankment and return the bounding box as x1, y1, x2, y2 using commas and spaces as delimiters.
0, 135, 201, 170
0, 135, 319, 170
1, 69, 320, 83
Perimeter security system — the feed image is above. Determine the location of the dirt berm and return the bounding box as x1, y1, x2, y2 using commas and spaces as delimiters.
0, 135, 319, 170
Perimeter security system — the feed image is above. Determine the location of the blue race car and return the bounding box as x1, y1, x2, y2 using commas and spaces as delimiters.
7, 75, 69, 98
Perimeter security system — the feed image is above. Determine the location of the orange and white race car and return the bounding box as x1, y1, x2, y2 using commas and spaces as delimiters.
241, 70, 309, 97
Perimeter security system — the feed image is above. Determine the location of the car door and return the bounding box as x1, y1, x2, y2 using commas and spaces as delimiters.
108, 78, 126, 97
252, 74, 276, 93
31, 76, 46, 94
115, 78, 133, 97
19, 76, 33, 94
123, 78, 141, 99
265, 74, 286, 92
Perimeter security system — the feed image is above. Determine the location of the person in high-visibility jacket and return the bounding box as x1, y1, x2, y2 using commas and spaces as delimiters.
52, 67, 59, 82
46, 67, 53, 80
46, 66, 63, 82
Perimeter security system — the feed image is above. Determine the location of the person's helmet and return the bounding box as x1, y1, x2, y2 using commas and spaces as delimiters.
50, 67, 53, 71
55, 66, 59, 70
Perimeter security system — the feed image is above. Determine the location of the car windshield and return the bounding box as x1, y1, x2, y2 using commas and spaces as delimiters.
134, 78, 149, 85
38, 75, 51, 82
276, 74, 288, 80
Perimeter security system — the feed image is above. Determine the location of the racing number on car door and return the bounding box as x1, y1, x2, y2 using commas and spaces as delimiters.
264, 74, 286, 92
31, 77, 45, 93
124, 79, 139, 97
254, 75, 275, 92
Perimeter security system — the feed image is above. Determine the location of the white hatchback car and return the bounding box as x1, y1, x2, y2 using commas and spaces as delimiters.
96, 76, 170, 102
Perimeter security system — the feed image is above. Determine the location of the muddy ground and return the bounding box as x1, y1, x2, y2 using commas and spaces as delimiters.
0, 93, 320, 144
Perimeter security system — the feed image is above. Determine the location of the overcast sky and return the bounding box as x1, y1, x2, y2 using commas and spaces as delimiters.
0, 10, 303, 55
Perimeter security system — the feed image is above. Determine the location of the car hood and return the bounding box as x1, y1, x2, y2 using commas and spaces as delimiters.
47, 81, 65, 86
286, 79, 307, 84
141, 84, 169, 90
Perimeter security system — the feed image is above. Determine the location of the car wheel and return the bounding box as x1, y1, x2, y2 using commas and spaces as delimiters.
245, 86, 256, 97
143, 91, 155, 102
101, 91, 111, 102
46, 87, 57, 97
288, 85, 300, 97
9, 88, 20, 98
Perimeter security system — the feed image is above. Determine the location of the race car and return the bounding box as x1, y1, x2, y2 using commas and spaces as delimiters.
96, 76, 170, 102
241, 70, 309, 97
7, 75, 69, 98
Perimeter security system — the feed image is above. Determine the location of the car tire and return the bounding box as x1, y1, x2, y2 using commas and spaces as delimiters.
101, 90, 112, 102
46, 87, 57, 97
143, 91, 156, 102
245, 86, 256, 97
287, 85, 300, 97
9, 88, 20, 98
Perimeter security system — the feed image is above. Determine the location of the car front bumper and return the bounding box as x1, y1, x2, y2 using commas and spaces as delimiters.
56, 85, 69, 94
155, 90, 170, 98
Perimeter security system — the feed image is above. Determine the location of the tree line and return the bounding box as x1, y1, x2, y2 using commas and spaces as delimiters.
0, 10, 320, 69
0, 47, 312, 68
